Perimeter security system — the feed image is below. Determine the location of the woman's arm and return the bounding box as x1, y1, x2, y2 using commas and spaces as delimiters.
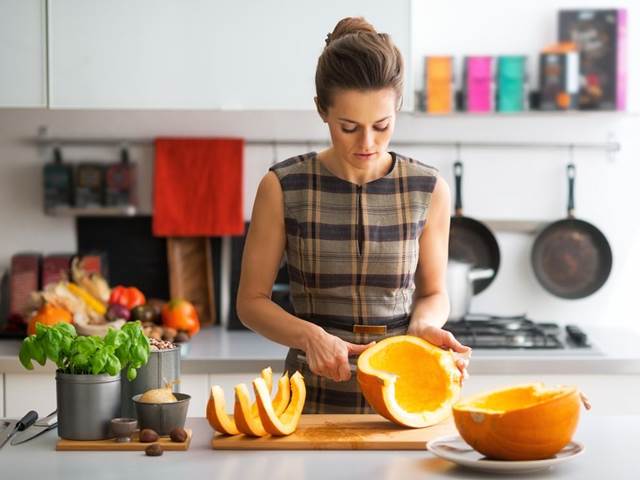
408, 175, 471, 376
237, 172, 370, 382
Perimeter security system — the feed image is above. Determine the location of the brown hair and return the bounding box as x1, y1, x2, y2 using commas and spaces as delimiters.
315, 17, 404, 113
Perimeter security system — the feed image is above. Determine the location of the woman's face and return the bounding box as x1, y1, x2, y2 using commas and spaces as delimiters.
318, 88, 397, 169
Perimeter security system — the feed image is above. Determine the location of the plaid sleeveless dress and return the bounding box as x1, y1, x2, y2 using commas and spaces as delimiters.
269, 151, 438, 413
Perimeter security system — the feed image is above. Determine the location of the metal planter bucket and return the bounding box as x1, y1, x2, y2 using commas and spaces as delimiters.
120, 347, 181, 418
56, 371, 121, 440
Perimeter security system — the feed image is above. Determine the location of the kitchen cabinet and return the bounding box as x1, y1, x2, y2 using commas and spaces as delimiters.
4, 373, 56, 418
48, 0, 412, 110
180, 374, 210, 418
0, 0, 47, 107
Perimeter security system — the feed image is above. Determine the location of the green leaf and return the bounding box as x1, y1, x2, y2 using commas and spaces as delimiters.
73, 353, 89, 368
91, 351, 107, 375
106, 355, 121, 376
19, 338, 34, 370
127, 366, 137, 381
31, 339, 46, 366
35, 322, 49, 336
56, 322, 77, 337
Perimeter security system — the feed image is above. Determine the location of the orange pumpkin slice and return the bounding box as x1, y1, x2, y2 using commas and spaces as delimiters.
234, 383, 268, 436
206, 385, 239, 435
270, 372, 291, 416
453, 383, 584, 460
250, 367, 273, 416
357, 335, 461, 428
254, 371, 305, 436
207, 367, 273, 436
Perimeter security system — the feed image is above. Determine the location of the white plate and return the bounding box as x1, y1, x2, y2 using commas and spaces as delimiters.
426, 435, 584, 474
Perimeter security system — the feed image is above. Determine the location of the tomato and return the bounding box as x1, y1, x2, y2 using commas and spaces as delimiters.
109, 286, 146, 310
161, 299, 200, 336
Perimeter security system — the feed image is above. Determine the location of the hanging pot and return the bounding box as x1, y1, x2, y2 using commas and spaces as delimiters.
449, 161, 501, 294
447, 260, 495, 321
531, 163, 612, 299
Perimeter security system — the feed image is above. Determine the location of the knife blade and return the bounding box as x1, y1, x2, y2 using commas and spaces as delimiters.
10, 410, 58, 446
296, 354, 357, 372
0, 410, 38, 448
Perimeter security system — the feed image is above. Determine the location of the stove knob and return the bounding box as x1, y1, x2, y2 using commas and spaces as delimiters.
565, 324, 589, 347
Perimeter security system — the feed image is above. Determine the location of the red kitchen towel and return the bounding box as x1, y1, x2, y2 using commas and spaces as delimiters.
153, 138, 244, 236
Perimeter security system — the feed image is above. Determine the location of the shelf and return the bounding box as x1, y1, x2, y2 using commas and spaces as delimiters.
45, 205, 138, 217
410, 110, 638, 119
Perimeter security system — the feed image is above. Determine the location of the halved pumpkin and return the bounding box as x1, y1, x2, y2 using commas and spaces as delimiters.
452, 383, 584, 460
206, 367, 273, 436
357, 335, 461, 428
254, 371, 305, 436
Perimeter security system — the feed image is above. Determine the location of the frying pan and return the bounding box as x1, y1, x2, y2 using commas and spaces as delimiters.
449, 161, 500, 294
531, 163, 612, 299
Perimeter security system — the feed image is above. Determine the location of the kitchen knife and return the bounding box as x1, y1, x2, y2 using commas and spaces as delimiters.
10, 410, 57, 446
296, 354, 357, 372
0, 410, 38, 449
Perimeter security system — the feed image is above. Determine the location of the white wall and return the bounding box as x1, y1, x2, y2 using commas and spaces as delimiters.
0, 0, 639, 332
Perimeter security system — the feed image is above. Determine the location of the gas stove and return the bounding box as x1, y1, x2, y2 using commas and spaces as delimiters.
443, 314, 591, 350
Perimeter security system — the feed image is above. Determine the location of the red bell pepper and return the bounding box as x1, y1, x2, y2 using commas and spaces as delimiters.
162, 299, 200, 336
109, 285, 146, 310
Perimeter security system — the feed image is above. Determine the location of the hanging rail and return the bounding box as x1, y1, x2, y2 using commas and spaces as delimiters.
28, 126, 620, 153
27, 136, 620, 152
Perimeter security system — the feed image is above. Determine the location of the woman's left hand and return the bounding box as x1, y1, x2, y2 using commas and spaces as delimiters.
407, 323, 471, 381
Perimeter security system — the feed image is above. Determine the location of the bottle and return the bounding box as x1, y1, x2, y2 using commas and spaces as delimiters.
43, 147, 73, 212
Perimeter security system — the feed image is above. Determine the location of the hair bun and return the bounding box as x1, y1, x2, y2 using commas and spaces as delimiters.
325, 17, 377, 47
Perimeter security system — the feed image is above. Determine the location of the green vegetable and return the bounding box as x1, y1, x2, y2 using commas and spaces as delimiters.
18, 321, 150, 380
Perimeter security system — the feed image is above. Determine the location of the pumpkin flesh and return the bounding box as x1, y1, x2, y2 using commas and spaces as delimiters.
254, 371, 305, 436
357, 335, 461, 428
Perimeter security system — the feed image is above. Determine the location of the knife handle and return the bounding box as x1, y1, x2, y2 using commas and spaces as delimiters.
17, 411, 38, 431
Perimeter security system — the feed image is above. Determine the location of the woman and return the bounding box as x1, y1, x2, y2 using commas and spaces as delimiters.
237, 17, 470, 413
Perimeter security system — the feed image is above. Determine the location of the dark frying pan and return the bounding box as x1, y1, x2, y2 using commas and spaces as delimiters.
531, 163, 612, 299
449, 161, 500, 294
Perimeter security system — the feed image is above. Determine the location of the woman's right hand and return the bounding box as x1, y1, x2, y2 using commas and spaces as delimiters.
304, 328, 374, 382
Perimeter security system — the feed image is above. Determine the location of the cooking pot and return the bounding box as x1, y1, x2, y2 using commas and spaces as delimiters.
447, 260, 494, 321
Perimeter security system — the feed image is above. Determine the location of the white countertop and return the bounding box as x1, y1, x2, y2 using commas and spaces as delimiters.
0, 415, 636, 480
1, 324, 639, 375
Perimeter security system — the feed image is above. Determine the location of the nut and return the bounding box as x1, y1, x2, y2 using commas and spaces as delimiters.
174, 332, 190, 343
139, 428, 159, 443
170, 427, 188, 443
162, 327, 177, 341
145, 443, 163, 456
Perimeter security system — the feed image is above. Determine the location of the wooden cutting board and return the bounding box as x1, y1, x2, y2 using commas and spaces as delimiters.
56, 429, 192, 451
211, 415, 456, 450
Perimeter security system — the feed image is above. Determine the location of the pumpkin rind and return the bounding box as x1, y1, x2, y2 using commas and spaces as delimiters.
356, 335, 461, 428
452, 383, 581, 460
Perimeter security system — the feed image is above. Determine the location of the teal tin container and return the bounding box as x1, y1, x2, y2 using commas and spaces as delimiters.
497, 56, 528, 112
